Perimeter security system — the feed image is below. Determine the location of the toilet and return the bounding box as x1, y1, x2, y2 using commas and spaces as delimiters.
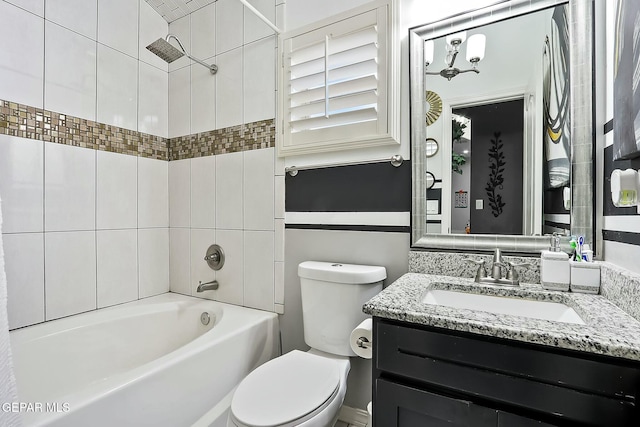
228, 261, 386, 427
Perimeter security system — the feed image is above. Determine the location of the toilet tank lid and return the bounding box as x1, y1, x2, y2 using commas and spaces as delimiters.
298, 261, 387, 284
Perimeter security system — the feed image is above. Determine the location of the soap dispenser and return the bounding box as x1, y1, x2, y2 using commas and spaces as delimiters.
540, 234, 570, 291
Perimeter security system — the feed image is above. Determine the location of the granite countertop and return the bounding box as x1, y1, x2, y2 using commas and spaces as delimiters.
363, 273, 640, 361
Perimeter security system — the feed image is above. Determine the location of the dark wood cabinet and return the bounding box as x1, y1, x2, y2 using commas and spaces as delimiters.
372, 318, 640, 426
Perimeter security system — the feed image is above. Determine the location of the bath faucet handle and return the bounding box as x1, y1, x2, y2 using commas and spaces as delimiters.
464, 258, 487, 282
204, 253, 219, 262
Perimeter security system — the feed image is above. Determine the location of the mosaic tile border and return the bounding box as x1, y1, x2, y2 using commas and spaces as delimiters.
0, 99, 275, 161
0, 100, 168, 160
168, 119, 275, 160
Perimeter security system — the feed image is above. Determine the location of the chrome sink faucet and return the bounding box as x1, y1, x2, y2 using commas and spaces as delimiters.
464, 249, 531, 286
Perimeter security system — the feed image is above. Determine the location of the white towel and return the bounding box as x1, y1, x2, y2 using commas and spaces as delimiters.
0, 196, 20, 426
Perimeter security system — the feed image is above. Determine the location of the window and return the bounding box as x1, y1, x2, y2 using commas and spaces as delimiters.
277, 0, 400, 156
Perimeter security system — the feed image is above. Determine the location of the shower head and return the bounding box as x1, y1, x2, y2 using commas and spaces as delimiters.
146, 34, 218, 75
146, 37, 185, 64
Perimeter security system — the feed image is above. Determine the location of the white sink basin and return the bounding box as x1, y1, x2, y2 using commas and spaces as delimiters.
422, 289, 585, 324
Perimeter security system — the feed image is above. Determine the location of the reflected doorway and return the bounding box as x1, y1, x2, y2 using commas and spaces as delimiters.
451, 99, 524, 235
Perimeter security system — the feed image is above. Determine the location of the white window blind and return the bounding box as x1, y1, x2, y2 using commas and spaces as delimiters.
278, 2, 399, 156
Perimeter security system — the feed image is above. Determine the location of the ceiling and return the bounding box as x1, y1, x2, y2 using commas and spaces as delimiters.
144, 0, 216, 23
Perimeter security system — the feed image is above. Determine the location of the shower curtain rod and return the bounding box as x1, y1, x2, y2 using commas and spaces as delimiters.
236, 0, 282, 34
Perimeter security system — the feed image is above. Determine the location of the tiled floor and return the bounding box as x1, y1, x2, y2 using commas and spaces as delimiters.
335, 421, 360, 427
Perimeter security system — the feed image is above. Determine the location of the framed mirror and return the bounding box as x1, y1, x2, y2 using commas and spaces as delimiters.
425, 138, 439, 157
411, 0, 594, 253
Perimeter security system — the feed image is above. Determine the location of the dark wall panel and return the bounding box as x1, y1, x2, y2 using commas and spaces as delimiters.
285, 161, 411, 212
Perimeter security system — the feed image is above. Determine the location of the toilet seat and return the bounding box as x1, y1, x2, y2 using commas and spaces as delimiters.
230, 350, 341, 427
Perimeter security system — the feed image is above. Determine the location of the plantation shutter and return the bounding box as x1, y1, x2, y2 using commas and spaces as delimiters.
278, 3, 398, 156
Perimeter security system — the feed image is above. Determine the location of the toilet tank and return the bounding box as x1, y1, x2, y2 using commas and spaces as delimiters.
298, 261, 386, 356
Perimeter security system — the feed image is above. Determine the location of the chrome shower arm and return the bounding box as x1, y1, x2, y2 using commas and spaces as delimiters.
165, 34, 187, 54
165, 34, 217, 75
187, 54, 218, 75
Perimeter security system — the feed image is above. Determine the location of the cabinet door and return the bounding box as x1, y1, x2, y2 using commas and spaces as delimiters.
375, 379, 495, 427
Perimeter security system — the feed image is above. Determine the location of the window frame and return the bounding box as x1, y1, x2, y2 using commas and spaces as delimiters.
276, 0, 400, 157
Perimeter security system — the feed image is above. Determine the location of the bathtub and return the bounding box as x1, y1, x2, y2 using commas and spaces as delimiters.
9, 293, 279, 427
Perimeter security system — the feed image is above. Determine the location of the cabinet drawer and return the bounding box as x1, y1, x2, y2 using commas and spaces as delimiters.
375, 319, 639, 426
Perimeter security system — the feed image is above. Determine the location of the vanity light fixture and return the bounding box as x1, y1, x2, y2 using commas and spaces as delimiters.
424, 32, 486, 81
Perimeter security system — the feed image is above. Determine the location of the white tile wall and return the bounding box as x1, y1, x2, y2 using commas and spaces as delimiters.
97, 150, 138, 230
243, 148, 274, 230
45, 231, 97, 320
3, 233, 45, 329
191, 156, 216, 228
215, 47, 243, 129
44, 21, 97, 121
138, 228, 170, 297
243, 230, 274, 311
168, 148, 283, 313
0, 2, 44, 108
169, 66, 191, 137
138, 157, 169, 228
98, 0, 139, 58
165, 0, 276, 137
45, 0, 97, 39
97, 44, 139, 130
215, 151, 243, 229
275, 218, 284, 261
214, 229, 244, 305
216, 0, 244, 54
139, 62, 169, 137
275, 175, 285, 219
191, 2, 216, 60
169, 227, 191, 295
2, 137, 170, 329
190, 58, 217, 134
0, 135, 43, 233
5, 0, 44, 17
44, 142, 96, 232
0, 0, 168, 137
169, 159, 191, 227
243, 36, 276, 124
275, 260, 284, 304
97, 229, 138, 308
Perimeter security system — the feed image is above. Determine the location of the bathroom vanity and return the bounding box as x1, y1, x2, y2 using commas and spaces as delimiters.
364, 274, 640, 426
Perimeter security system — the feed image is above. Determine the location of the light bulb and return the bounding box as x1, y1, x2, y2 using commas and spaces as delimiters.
466, 34, 486, 63
424, 40, 434, 66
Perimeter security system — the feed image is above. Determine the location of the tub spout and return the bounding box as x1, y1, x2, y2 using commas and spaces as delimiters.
197, 280, 219, 292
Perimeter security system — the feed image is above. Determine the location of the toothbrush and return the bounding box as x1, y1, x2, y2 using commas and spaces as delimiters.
577, 236, 584, 262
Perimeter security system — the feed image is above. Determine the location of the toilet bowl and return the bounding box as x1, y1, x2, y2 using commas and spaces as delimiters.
228, 261, 386, 427
228, 350, 349, 427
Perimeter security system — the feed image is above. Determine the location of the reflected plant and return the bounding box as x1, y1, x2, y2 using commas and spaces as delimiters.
452, 119, 467, 142
452, 153, 466, 174
485, 132, 506, 217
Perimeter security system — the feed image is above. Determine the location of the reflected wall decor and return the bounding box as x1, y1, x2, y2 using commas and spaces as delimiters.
613, 0, 640, 160
543, 5, 571, 188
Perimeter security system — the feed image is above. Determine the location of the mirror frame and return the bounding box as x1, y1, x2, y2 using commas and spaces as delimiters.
410, 0, 593, 253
